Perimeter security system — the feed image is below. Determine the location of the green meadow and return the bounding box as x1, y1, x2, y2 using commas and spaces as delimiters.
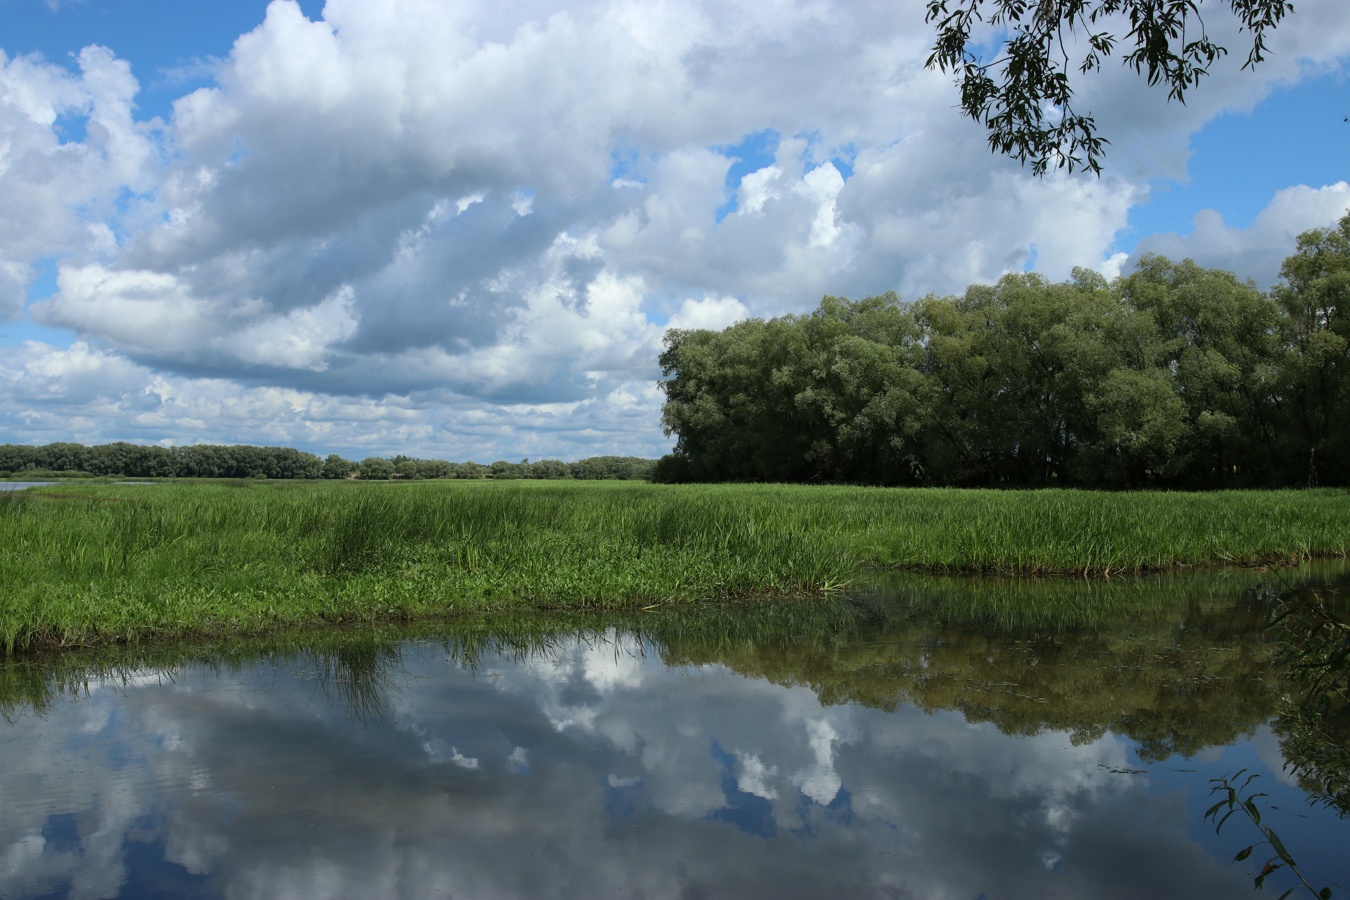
2, 479, 1348, 652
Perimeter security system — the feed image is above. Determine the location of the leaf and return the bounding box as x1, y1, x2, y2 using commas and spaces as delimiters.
1255, 862, 1283, 889
1319, 888, 1332, 899
1265, 828, 1295, 866
1277, 890, 1295, 900
1244, 800, 1262, 826
1233, 845, 1253, 862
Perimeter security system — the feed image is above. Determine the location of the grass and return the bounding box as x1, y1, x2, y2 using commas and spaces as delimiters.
1, 479, 1348, 653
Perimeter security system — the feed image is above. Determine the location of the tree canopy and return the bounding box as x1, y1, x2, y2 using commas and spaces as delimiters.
657, 212, 1350, 489
925, 0, 1294, 174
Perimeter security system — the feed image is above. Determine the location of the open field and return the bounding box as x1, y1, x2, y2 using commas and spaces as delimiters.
2, 479, 1348, 652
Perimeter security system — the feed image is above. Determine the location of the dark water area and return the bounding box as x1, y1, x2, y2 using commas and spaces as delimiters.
1, 565, 1347, 899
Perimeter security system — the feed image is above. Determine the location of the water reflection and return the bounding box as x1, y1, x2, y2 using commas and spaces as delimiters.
1, 566, 1347, 899
1263, 577, 1350, 818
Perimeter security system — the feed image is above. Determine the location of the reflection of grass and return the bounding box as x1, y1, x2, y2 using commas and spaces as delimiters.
5, 572, 1323, 768
850, 564, 1348, 632
0, 601, 856, 719
2, 480, 1348, 652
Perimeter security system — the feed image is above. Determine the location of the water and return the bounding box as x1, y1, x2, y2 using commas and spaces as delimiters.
1, 569, 1347, 899
0, 482, 57, 492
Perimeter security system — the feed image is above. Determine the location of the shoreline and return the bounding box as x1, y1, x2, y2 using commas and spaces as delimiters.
3, 480, 1347, 654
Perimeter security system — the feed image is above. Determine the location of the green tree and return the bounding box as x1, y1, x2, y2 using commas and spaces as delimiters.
359, 457, 394, 480
1087, 367, 1190, 485
1116, 255, 1281, 486
925, 0, 1293, 174
322, 454, 358, 479
789, 295, 931, 484
1272, 212, 1350, 486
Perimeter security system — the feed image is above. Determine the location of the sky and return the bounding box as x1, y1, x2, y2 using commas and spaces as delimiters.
0, 0, 1347, 462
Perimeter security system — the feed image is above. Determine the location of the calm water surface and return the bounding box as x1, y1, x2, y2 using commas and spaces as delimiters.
1, 567, 1347, 899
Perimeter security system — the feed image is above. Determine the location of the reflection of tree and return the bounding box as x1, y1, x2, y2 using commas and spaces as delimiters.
1202, 579, 1348, 899
1268, 582, 1350, 816
2, 566, 1344, 766
657, 570, 1342, 762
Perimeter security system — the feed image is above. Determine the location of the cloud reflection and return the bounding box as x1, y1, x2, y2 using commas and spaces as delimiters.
0, 632, 1315, 899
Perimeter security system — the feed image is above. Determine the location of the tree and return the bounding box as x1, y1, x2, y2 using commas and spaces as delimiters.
322, 454, 358, 479
1116, 255, 1281, 485
359, 457, 395, 480
1271, 211, 1350, 485
925, 0, 1293, 174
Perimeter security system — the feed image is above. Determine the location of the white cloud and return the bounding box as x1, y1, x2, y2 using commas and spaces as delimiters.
667, 295, 749, 331
1129, 183, 1350, 287
734, 751, 778, 800
228, 286, 359, 372
0, 45, 156, 311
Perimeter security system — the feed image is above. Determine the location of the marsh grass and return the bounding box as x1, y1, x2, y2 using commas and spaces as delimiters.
2, 479, 1347, 652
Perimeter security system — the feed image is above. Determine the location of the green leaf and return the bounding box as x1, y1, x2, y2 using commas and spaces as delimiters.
1265, 828, 1294, 865
1277, 889, 1296, 900
1318, 888, 1332, 899
1233, 845, 1253, 862
1244, 800, 1262, 826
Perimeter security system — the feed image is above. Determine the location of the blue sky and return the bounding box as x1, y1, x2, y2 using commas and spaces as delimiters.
0, 0, 1346, 460
2, 1, 313, 121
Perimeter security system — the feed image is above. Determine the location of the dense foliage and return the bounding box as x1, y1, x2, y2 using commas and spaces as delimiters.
0, 442, 656, 482
658, 214, 1350, 488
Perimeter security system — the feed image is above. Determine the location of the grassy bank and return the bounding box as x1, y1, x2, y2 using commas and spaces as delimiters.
2, 479, 1348, 652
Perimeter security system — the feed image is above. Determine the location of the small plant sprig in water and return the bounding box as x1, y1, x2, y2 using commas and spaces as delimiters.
1205, 769, 1335, 899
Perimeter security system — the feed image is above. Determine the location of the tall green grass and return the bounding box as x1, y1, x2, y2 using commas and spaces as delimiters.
1, 480, 1347, 652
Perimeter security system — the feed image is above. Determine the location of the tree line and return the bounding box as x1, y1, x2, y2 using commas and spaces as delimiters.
656, 213, 1350, 489
0, 442, 656, 482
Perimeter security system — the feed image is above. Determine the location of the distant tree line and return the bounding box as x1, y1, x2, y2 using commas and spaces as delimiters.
0, 442, 656, 482
0, 443, 326, 480
348, 455, 656, 481
656, 213, 1350, 489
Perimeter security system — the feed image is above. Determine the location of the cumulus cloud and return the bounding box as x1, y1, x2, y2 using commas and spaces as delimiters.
0, 0, 1347, 456
0, 45, 156, 306
1128, 183, 1350, 287
667, 295, 750, 331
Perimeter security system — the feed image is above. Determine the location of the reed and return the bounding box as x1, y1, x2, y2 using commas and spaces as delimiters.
1, 480, 1346, 652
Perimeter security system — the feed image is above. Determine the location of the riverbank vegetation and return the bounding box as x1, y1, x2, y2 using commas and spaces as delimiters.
658, 214, 1350, 489
3, 479, 1347, 653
